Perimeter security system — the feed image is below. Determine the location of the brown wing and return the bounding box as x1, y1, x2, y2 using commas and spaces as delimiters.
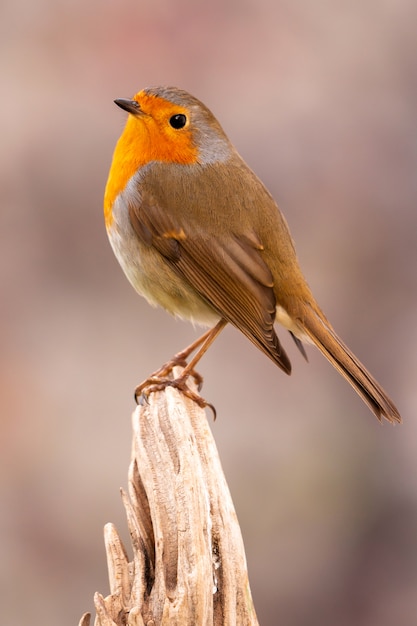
128, 192, 291, 374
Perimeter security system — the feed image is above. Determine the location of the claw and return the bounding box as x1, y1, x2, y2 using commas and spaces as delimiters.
134, 370, 216, 418
135, 392, 149, 406
133, 321, 227, 416
189, 369, 203, 390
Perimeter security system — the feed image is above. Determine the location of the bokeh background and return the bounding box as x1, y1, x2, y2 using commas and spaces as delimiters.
1, 1, 416, 624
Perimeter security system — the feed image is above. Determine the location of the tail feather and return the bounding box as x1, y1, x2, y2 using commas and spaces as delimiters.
300, 307, 401, 424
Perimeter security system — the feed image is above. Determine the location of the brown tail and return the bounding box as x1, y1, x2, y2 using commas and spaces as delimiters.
300, 306, 401, 424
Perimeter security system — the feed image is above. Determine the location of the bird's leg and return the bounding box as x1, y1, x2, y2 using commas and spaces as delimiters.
135, 319, 227, 412
135, 324, 219, 395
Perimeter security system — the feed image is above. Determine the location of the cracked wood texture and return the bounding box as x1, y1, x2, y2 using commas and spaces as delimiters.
80, 371, 259, 626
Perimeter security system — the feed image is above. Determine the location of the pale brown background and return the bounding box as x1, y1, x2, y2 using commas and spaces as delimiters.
1, 1, 416, 624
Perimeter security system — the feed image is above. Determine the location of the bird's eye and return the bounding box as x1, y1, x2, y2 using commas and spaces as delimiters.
169, 114, 187, 129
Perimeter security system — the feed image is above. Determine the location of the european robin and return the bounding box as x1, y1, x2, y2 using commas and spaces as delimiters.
104, 86, 401, 424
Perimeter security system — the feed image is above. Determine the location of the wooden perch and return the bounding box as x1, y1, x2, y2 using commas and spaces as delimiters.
80, 369, 259, 625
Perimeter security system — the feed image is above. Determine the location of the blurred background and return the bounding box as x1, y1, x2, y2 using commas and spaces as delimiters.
1, 0, 416, 624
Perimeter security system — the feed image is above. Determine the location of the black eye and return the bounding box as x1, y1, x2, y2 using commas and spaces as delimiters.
169, 113, 187, 129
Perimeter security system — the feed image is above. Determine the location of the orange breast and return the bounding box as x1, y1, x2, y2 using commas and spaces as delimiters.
104, 117, 146, 229
104, 95, 199, 228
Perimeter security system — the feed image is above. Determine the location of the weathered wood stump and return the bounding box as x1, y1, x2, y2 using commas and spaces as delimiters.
80, 370, 259, 625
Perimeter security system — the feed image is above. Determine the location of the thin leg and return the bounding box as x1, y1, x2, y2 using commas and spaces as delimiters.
135, 319, 227, 410
176, 319, 227, 379
166, 325, 220, 367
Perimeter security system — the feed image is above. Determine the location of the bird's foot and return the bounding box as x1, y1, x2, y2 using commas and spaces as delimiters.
134, 354, 202, 400
135, 364, 216, 418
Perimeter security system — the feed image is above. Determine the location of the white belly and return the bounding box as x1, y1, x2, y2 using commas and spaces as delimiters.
107, 195, 219, 327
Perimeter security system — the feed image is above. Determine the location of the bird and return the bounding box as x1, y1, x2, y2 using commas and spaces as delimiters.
104, 85, 401, 424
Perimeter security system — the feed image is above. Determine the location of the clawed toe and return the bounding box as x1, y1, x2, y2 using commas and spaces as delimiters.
134, 371, 216, 419
133, 322, 227, 417
188, 369, 203, 390
134, 375, 169, 404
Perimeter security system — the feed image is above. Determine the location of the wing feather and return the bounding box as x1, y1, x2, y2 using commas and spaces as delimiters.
128, 193, 291, 373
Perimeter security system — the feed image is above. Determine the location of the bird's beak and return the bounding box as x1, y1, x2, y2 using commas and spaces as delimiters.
114, 98, 142, 115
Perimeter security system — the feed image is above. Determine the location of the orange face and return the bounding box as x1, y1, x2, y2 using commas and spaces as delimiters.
104, 90, 199, 228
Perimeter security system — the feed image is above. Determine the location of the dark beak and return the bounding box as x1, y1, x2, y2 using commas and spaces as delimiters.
114, 98, 141, 115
